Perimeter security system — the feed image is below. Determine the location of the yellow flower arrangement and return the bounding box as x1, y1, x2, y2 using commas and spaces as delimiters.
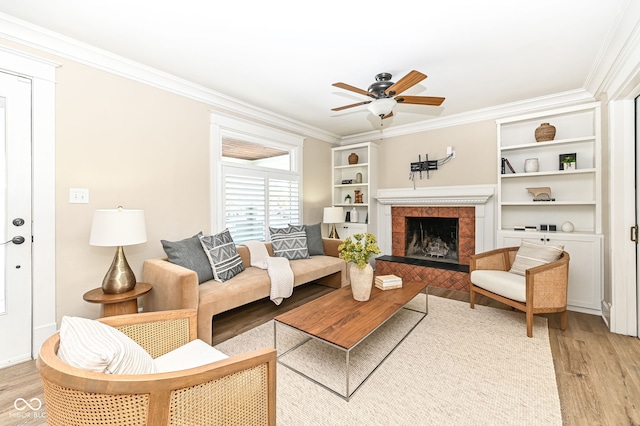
338, 233, 381, 269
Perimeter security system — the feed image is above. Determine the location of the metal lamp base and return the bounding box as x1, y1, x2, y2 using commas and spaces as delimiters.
101, 246, 137, 294
328, 224, 340, 239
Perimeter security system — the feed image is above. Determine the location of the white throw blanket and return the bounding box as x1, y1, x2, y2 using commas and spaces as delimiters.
265, 256, 294, 305
240, 240, 269, 269
241, 240, 293, 305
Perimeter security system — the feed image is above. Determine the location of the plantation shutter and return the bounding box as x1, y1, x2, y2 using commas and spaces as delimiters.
222, 166, 300, 243
268, 175, 300, 229
223, 166, 266, 242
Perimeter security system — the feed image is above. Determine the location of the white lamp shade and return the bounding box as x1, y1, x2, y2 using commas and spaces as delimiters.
89, 209, 147, 247
367, 98, 397, 117
323, 206, 344, 224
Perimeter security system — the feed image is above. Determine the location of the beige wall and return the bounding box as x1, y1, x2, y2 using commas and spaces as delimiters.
376, 120, 497, 189
0, 40, 333, 323
55, 60, 214, 321
302, 138, 333, 227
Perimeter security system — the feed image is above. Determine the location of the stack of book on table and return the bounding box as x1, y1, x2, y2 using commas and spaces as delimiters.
375, 274, 402, 290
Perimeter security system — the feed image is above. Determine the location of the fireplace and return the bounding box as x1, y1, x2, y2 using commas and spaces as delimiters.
374, 186, 496, 292
405, 217, 459, 264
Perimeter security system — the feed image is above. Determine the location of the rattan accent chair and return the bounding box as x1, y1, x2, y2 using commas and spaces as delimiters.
469, 246, 570, 337
37, 309, 276, 426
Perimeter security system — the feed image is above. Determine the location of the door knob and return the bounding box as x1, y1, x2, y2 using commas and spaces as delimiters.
12, 218, 24, 226
2, 236, 25, 245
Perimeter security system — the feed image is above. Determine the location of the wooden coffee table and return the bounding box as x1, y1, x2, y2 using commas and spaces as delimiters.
274, 280, 428, 400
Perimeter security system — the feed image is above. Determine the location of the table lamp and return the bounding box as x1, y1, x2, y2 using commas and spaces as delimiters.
323, 206, 344, 239
89, 207, 147, 294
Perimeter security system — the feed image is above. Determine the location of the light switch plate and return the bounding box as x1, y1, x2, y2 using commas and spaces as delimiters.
69, 188, 89, 204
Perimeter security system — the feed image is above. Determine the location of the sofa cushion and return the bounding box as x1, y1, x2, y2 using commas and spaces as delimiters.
200, 229, 245, 282
304, 223, 325, 256
57, 316, 157, 375
270, 225, 310, 260
509, 240, 564, 276
154, 339, 228, 373
470, 270, 526, 302
161, 232, 214, 284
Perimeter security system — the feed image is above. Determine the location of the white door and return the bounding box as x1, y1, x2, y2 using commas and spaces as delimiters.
0, 71, 33, 368
636, 95, 640, 337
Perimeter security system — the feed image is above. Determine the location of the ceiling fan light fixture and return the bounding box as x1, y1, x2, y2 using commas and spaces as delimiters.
367, 98, 397, 117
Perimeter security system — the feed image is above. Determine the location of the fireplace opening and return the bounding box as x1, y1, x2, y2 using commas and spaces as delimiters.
405, 217, 459, 264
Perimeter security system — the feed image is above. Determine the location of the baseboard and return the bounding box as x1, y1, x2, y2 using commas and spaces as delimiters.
600, 300, 612, 329
32, 322, 57, 358
567, 304, 602, 316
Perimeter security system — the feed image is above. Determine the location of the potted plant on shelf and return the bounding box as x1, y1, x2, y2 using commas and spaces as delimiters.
561, 156, 576, 170
344, 194, 352, 204
338, 233, 381, 301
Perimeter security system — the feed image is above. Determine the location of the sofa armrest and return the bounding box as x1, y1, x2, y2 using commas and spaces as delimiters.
142, 259, 199, 314
322, 238, 343, 258
470, 247, 518, 272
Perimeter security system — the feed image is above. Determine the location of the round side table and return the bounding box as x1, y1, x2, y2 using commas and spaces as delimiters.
83, 282, 152, 317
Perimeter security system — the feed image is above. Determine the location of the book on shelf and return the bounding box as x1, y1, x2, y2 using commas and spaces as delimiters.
503, 158, 516, 173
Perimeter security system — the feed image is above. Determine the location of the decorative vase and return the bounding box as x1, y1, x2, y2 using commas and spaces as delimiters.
348, 153, 359, 164
561, 221, 574, 232
524, 158, 539, 173
355, 172, 362, 183
535, 123, 556, 142
349, 263, 374, 301
351, 207, 358, 223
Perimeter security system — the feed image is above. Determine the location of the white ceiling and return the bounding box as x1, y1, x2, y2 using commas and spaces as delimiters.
0, 0, 629, 138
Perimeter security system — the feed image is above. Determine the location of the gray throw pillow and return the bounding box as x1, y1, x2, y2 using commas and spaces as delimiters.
199, 229, 245, 282
161, 232, 214, 284
270, 225, 310, 260
303, 223, 325, 256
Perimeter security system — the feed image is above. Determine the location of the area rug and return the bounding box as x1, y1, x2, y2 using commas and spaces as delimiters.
215, 295, 562, 425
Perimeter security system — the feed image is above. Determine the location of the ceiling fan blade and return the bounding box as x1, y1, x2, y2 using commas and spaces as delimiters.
332, 82, 371, 97
396, 95, 445, 106
385, 70, 427, 96
331, 100, 372, 111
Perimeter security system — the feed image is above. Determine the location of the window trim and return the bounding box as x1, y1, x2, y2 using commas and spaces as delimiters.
210, 111, 304, 236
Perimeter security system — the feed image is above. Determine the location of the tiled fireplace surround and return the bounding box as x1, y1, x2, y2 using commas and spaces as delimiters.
375, 186, 495, 292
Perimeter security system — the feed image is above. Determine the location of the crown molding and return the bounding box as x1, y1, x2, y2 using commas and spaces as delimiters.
0, 13, 341, 145
339, 89, 594, 144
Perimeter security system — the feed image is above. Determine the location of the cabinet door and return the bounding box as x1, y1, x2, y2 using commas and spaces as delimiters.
337, 223, 367, 240
498, 232, 602, 314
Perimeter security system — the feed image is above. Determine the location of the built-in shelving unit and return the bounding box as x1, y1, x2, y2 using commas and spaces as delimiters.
331, 142, 377, 239
496, 102, 603, 315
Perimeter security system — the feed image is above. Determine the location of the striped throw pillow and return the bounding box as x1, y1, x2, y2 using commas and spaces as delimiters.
199, 229, 245, 282
509, 240, 564, 276
270, 225, 310, 260
57, 316, 157, 375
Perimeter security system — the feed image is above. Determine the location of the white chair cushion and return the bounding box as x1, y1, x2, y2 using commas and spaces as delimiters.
470, 270, 526, 303
57, 316, 157, 375
154, 339, 228, 373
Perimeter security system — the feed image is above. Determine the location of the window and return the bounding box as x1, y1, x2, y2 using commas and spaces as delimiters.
211, 113, 303, 243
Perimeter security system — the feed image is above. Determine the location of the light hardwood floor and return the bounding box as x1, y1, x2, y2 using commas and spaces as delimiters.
2, 284, 639, 425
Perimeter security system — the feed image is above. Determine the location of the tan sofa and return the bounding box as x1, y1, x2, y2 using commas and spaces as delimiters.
142, 238, 348, 345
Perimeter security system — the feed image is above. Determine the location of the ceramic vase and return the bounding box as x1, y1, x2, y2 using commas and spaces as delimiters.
348, 153, 359, 164
535, 123, 556, 142
350, 263, 374, 301
524, 158, 539, 173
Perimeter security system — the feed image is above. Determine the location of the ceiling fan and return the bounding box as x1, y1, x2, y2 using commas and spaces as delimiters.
331, 70, 445, 119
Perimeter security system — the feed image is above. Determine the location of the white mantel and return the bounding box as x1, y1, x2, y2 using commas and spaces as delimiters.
375, 185, 497, 256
